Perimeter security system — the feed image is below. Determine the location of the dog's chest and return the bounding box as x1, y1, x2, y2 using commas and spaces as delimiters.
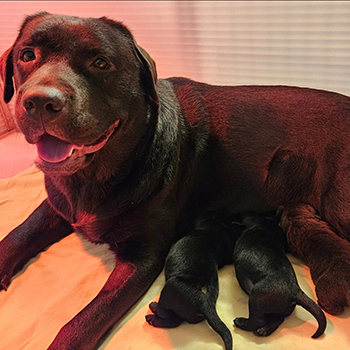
46, 177, 114, 242
71, 211, 109, 243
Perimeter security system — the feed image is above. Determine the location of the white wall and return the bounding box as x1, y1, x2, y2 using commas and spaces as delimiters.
1, 1, 350, 95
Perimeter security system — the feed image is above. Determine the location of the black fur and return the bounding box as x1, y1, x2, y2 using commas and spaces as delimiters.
146, 216, 242, 350
233, 213, 327, 338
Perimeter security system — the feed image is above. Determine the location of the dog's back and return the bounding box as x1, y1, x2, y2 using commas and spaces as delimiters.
169, 77, 350, 234
233, 214, 289, 289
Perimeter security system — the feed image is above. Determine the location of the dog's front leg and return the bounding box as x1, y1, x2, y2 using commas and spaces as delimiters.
47, 255, 164, 350
0, 199, 73, 291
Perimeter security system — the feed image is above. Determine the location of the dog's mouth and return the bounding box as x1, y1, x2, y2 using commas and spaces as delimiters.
36, 120, 120, 165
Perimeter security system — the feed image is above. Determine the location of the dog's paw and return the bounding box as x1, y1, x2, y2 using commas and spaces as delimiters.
146, 302, 184, 328
0, 274, 11, 291
145, 313, 168, 328
145, 312, 183, 328
313, 260, 350, 315
234, 317, 252, 331
145, 314, 157, 326
0, 244, 19, 292
254, 327, 269, 337
253, 314, 285, 337
235, 318, 270, 337
0, 233, 34, 292
148, 301, 173, 319
148, 301, 159, 313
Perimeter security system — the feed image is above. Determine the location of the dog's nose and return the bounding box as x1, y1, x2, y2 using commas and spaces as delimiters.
22, 87, 65, 120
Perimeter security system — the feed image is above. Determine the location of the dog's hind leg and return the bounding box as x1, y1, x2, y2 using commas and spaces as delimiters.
0, 200, 73, 291
254, 314, 286, 336
146, 302, 184, 328
234, 297, 268, 333
280, 203, 350, 315
234, 316, 266, 333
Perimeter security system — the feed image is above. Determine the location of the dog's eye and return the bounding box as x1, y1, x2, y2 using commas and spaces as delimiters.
21, 50, 36, 62
93, 58, 109, 69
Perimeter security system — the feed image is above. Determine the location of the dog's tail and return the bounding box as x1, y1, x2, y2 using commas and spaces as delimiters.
296, 290, 327, 338
202, 299, 233, 350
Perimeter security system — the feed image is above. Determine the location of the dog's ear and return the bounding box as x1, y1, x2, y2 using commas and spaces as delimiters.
132, 38, 159, 107
99, 17, 159, 109
0, 47, 14, 103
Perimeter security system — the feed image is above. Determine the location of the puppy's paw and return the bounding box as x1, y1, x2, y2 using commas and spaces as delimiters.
145, 312, 183, 328
145, 314, 158, 326
234, 317, 251, 331
146, 301, 184, 328
145, 301, 163, 326
148, 301, 159, 313
234, 316, 270, 335
254, 327, 269, 337
253, 314, 284, 337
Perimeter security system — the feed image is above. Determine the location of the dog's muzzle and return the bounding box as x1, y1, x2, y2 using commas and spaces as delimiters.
19, 85, 120, 166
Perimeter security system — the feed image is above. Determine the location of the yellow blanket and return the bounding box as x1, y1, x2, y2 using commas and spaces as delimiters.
0, 166, 349, 349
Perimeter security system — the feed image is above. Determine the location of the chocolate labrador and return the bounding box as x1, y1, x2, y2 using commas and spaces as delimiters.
1, 11, 350, 349
233, 213, 326, 338
146, 216, 242, 350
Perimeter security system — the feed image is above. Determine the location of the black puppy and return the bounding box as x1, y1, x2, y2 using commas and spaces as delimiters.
233, 213, 327, 338
146, 217, 243, 350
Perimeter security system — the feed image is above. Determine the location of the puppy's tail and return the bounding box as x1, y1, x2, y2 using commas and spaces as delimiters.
296, 290, 327, 338
202, 301, 233, 350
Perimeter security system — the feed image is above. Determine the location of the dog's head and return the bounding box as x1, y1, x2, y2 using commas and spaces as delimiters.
0, 12, 159, 176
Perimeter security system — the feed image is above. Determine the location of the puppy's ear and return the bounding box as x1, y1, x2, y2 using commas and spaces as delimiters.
0, 47, 14, 103
132, 38, 159, 107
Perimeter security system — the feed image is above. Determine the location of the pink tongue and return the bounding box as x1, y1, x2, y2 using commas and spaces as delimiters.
37, 134, 74, 163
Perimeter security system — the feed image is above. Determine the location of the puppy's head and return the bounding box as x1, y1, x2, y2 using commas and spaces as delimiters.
240, 211, 280, 231
1, 12, 159, 176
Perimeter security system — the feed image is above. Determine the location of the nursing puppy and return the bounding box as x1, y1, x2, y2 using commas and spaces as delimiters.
146, 217, 243, 350
233, 213, 327, 338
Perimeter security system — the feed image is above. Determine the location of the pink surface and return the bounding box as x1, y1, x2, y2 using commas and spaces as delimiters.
0, 131, 37, 179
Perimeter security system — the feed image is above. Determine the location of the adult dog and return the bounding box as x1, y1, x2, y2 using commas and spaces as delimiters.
1, 12, 350, 349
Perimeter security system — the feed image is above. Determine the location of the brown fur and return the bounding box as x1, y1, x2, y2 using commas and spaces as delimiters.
1, 12, 350, 349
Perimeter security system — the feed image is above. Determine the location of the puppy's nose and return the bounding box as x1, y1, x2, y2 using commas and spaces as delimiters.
22, 87, 65, 120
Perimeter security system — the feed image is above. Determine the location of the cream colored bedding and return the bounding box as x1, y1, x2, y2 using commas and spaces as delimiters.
0, 166, 349, 349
